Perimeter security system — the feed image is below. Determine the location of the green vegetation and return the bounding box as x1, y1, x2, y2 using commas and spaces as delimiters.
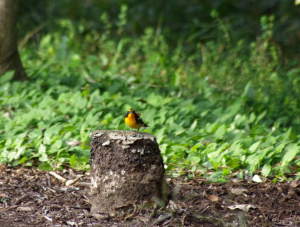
1, 2, 300, 182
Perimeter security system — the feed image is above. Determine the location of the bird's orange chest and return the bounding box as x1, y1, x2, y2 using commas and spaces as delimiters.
125, 113, 140, 128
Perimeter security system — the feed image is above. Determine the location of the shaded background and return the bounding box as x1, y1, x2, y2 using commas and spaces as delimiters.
18, 0, 300, 130
19, 0, 300, 59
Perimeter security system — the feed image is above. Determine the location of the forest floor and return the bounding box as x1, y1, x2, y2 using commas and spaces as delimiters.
0, 166, 299, 227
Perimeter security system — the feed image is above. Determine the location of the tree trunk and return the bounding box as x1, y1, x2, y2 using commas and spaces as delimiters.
0, 0, 28, 81
89, 130, 167, 217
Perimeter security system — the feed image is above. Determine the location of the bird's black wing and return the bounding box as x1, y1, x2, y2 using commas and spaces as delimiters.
134, 112, 148, 127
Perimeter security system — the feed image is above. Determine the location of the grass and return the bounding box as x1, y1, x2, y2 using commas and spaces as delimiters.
1, 6, 300, 182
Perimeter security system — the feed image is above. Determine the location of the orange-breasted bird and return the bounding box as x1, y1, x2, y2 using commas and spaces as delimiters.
124, 109, 148, 131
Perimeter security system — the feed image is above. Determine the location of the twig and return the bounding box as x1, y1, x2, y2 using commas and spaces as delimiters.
49, 171, 67, 183
181, 213, 187, 226
66, 175, 83, 187
18, 24, 44, 50
76, 182, 91, 187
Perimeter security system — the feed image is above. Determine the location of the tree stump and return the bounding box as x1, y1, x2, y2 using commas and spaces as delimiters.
89, 130, 166, 217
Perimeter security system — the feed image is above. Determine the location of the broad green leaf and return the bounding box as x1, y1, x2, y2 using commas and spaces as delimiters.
187, 156, 200, 163
282, 144, 299, 165
206, 171, 224, 182
248, 112, 256, 123
249, 141, 261, 153
191, 143, 201, 152
227, 141, 241, 157
236, 171, 244, 179
39, 153, 48, 162
190, 120, 198, 132
206, 122, 217, 133
216, 178, 230, 183
39, 144, 46, 154
282, 128, 292, 141
175, 129, 186, 136
223, 168, 230, 176
19, 157, 26, 164
147, 93, 163, 107
52, 140, 62, 149
242, 82, 252, 98
261, 164, 271, 177
214, 124, 226, 139
0, 71, 14, 84
255, 111, 267, 125
159, 144, 168, 154
191, 165, 197, 172
38, 163, 53, 171
170, 145, 186, 153
70, 155, 76, 168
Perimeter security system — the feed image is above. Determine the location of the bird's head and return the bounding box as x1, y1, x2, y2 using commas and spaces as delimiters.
127, 109, 135, 114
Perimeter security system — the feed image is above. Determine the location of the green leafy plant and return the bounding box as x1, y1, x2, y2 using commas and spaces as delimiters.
1, 5, 300, 182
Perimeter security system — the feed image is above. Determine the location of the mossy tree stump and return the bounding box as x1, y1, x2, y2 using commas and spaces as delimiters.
89, 130, 165, 217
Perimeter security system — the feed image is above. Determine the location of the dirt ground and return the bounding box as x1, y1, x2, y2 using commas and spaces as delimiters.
0, 166, 299, 227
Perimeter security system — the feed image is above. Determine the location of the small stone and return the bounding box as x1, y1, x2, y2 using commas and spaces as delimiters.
102, 141, 110, 146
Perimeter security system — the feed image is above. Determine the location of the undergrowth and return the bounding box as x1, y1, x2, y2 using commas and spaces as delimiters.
1, 5, 300, 182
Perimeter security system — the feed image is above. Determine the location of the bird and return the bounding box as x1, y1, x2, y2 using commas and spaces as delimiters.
124, 109, 148, 132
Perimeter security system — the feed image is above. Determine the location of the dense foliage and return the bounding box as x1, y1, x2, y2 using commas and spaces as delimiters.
1, 1, 300, 182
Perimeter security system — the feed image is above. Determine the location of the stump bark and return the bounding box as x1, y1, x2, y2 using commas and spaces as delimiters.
89, 130, 166, 217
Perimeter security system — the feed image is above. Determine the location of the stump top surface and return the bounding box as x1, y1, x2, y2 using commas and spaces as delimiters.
90, 130, 156, 141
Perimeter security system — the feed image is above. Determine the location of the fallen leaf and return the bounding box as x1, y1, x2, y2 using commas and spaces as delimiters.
252, 175, 262, 183
205, 191, 219, 202
151, 213, 173, 225
92, 213, 110, 220
230, 178, 243, 183
200, 202, 209, 210
133, 216, 149, 223
16, 206, 33, 212
290, 180, 298, 188
66, 140, 82, 147
66, 221, 78, 226
231, 171, 241, 177
169, 200, 178, 210
2, 112, 10, 118
227, 204, 256, 212
231, 188, 248, 195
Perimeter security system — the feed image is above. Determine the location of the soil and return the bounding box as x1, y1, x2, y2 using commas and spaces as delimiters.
0, 166, 299, 227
